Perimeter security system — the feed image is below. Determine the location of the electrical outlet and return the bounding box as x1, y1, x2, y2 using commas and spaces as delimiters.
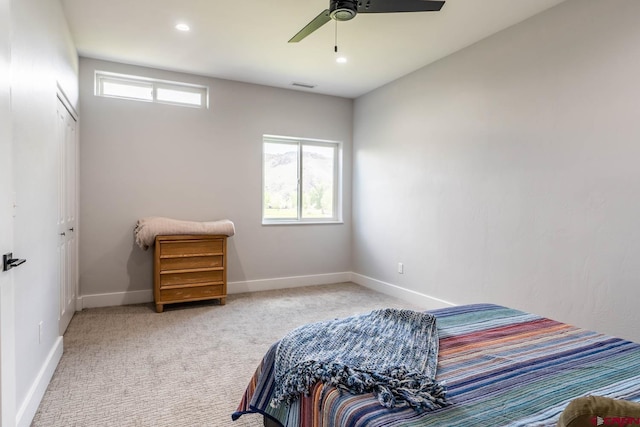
38, 321, 43, 344
398, 262, 404, 274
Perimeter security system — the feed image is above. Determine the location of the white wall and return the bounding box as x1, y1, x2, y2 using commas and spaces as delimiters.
78, 58, 353, 303
9, 0, 78, 425
352, 0, 640, 343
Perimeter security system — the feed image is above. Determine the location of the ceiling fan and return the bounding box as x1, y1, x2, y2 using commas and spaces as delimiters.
289, 0, 446, 43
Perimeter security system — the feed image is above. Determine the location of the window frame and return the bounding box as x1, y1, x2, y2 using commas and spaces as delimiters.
262, 135, 343, 225
94, 70, 209, 109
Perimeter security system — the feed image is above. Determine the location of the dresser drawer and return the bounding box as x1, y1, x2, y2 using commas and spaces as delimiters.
160, 239, 224, 257
160, 255, 223, 272
160, 269, 223, 287
159, 284, 224, 303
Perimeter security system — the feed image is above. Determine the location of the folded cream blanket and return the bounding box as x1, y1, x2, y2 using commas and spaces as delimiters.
134, 217, 235, 250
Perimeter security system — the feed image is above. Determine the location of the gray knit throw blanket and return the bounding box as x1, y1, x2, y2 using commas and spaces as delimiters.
271, 308, 447, 412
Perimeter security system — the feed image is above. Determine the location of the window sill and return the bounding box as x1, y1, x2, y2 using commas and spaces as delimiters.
262, 220, 344, 226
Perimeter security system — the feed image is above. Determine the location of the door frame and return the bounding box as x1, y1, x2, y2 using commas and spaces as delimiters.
1, 0, 16, 424
0, 276, 16, 427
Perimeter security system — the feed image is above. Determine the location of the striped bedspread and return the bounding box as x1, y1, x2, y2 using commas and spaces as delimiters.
233, 304, 640, 427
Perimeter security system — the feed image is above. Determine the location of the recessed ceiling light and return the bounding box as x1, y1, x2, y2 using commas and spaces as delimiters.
175, 23, 190, 32
336, 56, 347, 64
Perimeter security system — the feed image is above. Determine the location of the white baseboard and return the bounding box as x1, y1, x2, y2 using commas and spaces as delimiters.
76, 272, 453, 311
76, 272, 352, 309
77, 289, 153, 310
228, 272, 351, 294
16, 336, 63, 427
350, 273, 456, 310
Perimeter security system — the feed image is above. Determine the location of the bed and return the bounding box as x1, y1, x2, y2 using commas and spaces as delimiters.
233, 304, 640, 426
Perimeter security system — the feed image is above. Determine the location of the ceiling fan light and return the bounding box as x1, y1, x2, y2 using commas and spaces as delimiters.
330, 0, 357, 21
330, 8, 356, 21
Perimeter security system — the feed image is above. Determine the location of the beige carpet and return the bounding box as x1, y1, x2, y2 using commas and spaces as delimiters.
31, 282, 427, 427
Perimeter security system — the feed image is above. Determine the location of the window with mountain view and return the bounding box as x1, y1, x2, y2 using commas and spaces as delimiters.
262, 136, 341, 224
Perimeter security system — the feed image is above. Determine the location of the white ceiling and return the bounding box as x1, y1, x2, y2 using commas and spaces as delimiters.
61, 0, 566, 99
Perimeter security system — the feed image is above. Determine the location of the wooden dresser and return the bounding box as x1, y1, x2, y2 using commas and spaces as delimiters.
153, 234, 227, 313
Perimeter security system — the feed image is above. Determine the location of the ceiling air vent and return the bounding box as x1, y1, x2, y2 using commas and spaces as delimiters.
291, 82, 316, 89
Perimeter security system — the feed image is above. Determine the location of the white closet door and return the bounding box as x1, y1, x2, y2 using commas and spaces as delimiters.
56, 95, 77, 335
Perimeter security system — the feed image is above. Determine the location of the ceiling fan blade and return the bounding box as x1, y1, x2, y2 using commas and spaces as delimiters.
289, 9, 332, 43
357, 0, 445, 14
